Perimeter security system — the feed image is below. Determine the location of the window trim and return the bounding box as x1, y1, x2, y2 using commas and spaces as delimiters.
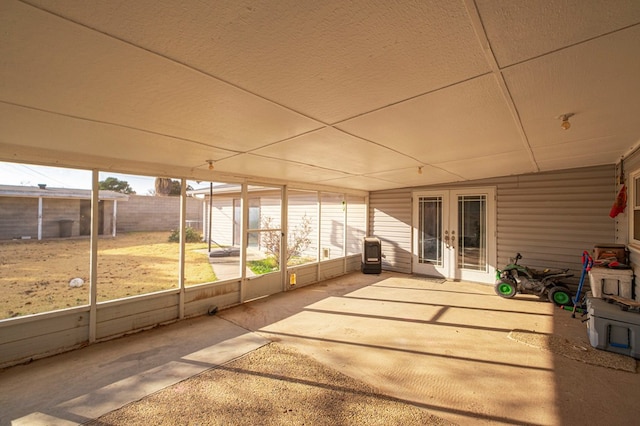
629, 169, 640, 251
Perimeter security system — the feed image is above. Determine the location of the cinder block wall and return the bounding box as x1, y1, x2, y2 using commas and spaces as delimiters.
0, 198, 39, 240
116, 195, 204, 232
0, 198, 82, 240
42, 199, 81, 238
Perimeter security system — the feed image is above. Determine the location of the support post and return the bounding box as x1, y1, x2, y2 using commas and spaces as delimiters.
208, 182, 213, 251
281, 186, 288, 291
112, 200, 117, 237
179, 179, 186, 319
240, 183, 248, 303
37, 197, 43, 240
89, 170, 99, 343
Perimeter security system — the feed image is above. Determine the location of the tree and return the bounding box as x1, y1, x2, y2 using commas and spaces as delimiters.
169, 180, 193, 195
99, 177, 135, 194
154, 178, 193, 196
154, 177, 172, 196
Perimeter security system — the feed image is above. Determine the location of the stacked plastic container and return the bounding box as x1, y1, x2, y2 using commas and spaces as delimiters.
588, 268, 634, 298
586, 244, 640, 359
588, 244, 633, 299
587, 297, 640, 359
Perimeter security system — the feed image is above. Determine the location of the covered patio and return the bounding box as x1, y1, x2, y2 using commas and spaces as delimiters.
1, 2, 640, 423
2, 272, 637, 425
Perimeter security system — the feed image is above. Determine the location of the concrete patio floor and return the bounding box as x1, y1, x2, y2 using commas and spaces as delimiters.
1, 271, 639, 425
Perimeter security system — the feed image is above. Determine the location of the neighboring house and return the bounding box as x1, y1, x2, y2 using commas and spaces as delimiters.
0, 184, 128, 240
188, 184, 367, 262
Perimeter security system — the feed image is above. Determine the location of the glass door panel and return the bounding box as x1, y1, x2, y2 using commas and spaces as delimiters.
244, 185, 283, 301
419, 196, 443, 266
457, 195, 487, 271
413, 192, 450, 277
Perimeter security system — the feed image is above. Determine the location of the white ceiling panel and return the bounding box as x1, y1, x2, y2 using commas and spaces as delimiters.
477, 0, 640, 67
1, 1, 639, 192
212, 154, 350, 184
433, 151, 537, 181
364, 165, 464, 188
1, 0, 323, 153
0, 104, 235, 167
534, 137, 630, 171
24, 0, 490, 124
504, 25, 640, 154
336, 74, 525, 164
317, 175, 408, 192
253, 128, 419, 175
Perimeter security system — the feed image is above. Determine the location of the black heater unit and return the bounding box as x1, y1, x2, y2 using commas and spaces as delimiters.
362, 237, 382, 274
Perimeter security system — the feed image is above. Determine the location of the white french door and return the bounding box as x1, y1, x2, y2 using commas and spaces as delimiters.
412, 188, 496, 283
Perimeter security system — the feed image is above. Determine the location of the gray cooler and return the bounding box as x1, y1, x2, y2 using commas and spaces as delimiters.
586, 296, 640, 359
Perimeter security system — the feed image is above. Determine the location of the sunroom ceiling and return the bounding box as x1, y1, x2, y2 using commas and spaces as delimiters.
1, 0, 640, 191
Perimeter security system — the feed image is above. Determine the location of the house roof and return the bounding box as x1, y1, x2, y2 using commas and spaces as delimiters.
0, 1, 639, 191
0, 185, 129, 201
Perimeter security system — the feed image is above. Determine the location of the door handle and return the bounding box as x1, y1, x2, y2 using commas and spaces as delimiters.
444, 230, 449, 248
450, 230, 455, 249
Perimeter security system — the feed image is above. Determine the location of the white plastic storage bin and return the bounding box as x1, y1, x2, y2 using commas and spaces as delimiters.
588, 267, 633, 299
586, 296, 640, 359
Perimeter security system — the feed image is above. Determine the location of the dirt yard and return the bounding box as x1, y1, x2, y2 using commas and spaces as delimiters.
0, 232, 215, 319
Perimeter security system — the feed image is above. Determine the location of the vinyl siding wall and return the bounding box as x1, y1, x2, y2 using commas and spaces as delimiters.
320, 192, 345, 260
346, 195, 367, 255
369, 189, 413, 272
496, 166, 615, 276
207, 197, 235, 246
370, 165, 617, 284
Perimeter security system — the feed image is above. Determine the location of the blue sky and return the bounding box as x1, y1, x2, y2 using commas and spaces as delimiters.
0, 161, 157, 195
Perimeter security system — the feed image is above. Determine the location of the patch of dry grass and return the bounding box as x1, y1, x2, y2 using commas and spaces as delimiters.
0, 232, 215, 319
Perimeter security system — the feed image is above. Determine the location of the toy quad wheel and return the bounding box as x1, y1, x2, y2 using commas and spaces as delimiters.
547, 286, 572, 306
494, 280, 517, 298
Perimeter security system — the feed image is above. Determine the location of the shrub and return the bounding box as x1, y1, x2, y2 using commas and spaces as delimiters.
248, 257, 279, 274
260, 215, 313, 268
168, 227, 202, 243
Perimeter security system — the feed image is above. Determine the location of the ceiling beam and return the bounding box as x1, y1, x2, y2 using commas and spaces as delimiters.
464, 0, 539, 173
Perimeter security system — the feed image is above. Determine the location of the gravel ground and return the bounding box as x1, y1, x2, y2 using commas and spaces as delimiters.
86, 342, 454, 426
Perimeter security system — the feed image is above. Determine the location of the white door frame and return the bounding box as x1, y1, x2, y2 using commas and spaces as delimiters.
412, 187, 496, 283
412, 190, 450, 278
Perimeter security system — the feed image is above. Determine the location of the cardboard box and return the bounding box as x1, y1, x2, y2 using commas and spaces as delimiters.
593, 244, 628, 264
588, 267, 633, 299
